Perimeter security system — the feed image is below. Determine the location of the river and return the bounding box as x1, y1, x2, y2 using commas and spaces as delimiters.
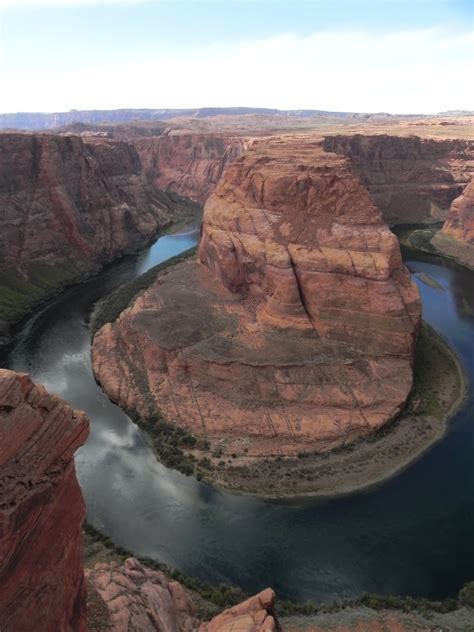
2, 225, 473, 603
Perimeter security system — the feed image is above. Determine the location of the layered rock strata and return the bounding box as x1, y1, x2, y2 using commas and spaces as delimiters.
324, 135, 474, 224
431, 180, 474, 268
0, 132, 196, 340
93, 135, 421, 460
0, 369, 89, 632
132, 132, 245, 203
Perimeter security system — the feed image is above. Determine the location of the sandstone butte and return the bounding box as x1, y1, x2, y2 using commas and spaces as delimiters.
92, 134, 423, 462
431, 180, 474, 268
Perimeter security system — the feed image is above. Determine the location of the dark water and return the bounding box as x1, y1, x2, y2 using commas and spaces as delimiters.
2, 229, 474, 603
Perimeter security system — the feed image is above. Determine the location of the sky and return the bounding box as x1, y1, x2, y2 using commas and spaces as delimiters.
0, 0, 473, 114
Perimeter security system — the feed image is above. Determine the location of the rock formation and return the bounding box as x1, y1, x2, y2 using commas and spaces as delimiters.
431, 180, 474, 268
86, 558, 200, 632
92, 135, 421, 463
0, 132, 197, 341
132, 132, 245, 203
324, 135, 474, 224
86, 558, 278, 632
0, 369, 89, 632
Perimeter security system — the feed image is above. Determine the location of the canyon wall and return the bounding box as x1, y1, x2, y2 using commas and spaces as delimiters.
92, 135, 421, 463
132, 132, 245, 203
0, 369, 89, 632
431, 180, 474, 268
0, 132, 196, 341
324, 134, 474, 224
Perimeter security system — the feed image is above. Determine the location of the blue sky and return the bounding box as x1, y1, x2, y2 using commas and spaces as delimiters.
0, 0, 473, 114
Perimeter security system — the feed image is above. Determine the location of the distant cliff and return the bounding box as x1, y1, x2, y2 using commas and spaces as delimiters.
0, 132, 198, 342
132, 132, 245, 202
432, 180, 474, 268
324, 134, 474, 224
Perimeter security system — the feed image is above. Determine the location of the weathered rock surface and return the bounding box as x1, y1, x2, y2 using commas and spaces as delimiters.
86, 557, 200, 632
132, 132, 245, 203
431, 180, 474, 268
86, 558, 278, 632
0, 132, 196, 340
92, 135, 421, 461
0, 369, 89, 632
324, 135, 474, 224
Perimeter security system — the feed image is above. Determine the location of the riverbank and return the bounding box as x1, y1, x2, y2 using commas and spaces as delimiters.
0, 192, 201, 349
196, 321, 467, 498
93, 280, 466, 498
400, 225, 474, 271
84, 523, 474, 631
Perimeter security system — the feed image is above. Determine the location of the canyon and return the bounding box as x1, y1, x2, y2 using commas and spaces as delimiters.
0, 132, 200, 342
324, 135, 473, 225
2, 125, 472, 344
92, 133, 423, 471
1, 115, 474, 629
2, 369, 472, 631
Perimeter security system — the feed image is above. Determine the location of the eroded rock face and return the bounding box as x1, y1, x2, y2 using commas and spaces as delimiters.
324, 135, 474, 224
431, 180, 474, 268
92, 135, 421, 460
86, 557, 200, 632
0, 369, 89, 632
0, 132, 192, 339
86, 558, 278, 632
132, 132, 245, 203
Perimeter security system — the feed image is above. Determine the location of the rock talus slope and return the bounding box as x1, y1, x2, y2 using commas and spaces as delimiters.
0, 369, 89, 632
92, 135, 421, 461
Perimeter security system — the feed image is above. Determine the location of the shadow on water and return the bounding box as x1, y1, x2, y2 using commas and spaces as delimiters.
2, 226, 473, 603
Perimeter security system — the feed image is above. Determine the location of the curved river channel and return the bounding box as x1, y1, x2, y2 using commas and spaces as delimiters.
2, 224, 473, 603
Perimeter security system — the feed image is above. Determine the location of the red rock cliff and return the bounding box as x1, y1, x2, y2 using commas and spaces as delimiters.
0, 369, 89, 632
0, 132, 194, 339
324, 134, 474, 224
92, 135, 421, 462
132, 132, 245, 203
431, 180, 474, 268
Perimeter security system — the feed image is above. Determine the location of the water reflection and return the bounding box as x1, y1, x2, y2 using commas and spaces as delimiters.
3, 229, 473, 603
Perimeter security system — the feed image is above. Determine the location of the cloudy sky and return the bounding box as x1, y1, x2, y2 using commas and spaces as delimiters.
0, 0, 472, 114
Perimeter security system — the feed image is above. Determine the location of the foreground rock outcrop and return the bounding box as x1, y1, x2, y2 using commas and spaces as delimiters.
92, 135, 421, 466
86, 558, 278, 632
324, 135, 474, 224
431, 180, 474, 268
0, 132, 197, 341
0, 369, 89, 631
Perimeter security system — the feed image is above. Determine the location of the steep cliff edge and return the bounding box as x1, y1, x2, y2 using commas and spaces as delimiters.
324, 135, 474, 224
431, 180, 474, 268
0, 369, 89, 632
92, 135, 421, 478
131, 132, 245, 203
0, 132, 198, 342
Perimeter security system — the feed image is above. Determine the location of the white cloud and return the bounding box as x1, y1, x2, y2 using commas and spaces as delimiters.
0, 27, 472, 113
